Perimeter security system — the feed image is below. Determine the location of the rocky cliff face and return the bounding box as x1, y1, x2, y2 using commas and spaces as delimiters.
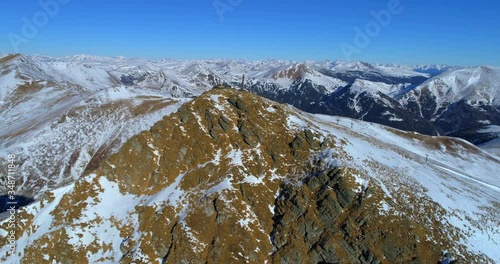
1, 88, 498, 263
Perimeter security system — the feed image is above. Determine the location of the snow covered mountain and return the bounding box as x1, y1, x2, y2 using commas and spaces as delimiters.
1, 53, 500, 204
405, 66, 500, 110
402, 66, 500, 134
0, 54, 191, 199
0, 54, 440, 141
412, 64, 463, 76
1, 89, 498, 263
242, 60, 438, 135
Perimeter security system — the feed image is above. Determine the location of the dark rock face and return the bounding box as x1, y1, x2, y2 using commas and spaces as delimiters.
271, 166, 441, 264
120, 73, 148, 85
402, 87, 444, 120
249, 82, 439, 135
249, 79, 328, 111
0, 195, 35, 213
433, 101, 500, 134
321, 69, 429, 87
449, 126, 500, 145
402, 88, 500, 135
312, 87, 438, 135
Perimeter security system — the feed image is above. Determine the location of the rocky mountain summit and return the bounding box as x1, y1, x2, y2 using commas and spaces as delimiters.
1, 88, 498, 263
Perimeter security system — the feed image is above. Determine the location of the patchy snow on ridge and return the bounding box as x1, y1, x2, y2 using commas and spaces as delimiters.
0, 76, 189, 197
1, 88, 499, 263
1, 54, 500, 262
297, 112, 500, 262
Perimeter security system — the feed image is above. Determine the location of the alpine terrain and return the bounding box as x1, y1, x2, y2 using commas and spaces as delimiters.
0, 54, 499, 263
0, 86, 499, 263
2, 53, 499, 161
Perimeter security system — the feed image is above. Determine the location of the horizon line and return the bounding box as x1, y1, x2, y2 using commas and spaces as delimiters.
2, 51, 497, 68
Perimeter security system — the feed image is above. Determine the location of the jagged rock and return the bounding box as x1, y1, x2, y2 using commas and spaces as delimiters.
227, 95, 248, 112
218, 116, 231, 133
270, 166, 443, 263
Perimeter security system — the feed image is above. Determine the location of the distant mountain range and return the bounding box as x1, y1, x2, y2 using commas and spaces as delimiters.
1, 54, 499, 263
1, 54, 500, 194
2, 54, 499, 146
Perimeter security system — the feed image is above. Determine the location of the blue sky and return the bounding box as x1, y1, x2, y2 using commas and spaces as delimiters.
1, 0, 499, 66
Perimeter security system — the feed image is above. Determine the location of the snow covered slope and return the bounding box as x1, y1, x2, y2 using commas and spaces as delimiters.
401, 66, 500, 137
480, 138, 500, 156
0, 54, 191, 198
411, 66, 500, 107
333, 61, 431, 79
1, 89, 498, 263
0, 53, 438, 133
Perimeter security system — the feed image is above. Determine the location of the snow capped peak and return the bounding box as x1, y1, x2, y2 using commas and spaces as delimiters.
329, 61, 430, 79
3, 53, 500, 148
0, 53, 22, 66
270, 63, 311, 80
64, 54, 122, 62
417, 66, 500, 106
351, 79, 408, 96
2, 54, 440, 93
346, 61, 375, 70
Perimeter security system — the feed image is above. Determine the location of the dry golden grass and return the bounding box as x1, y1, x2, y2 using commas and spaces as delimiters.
131, 98, 176, 117
387, 127, 480, 155
0, 54, 20, 64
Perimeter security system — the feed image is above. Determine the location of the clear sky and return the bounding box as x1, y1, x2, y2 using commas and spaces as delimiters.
1, 0, 499, 66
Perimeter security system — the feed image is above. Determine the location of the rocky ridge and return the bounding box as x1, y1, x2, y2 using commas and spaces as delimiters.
0, 88, 498, 263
